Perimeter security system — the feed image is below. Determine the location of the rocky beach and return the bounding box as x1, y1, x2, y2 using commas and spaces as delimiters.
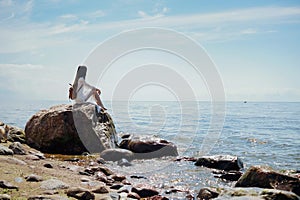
0, 103, 299, 200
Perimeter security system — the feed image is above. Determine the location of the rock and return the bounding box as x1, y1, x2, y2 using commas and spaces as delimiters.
119, 138, 178, 159
261, 189, 300, 200
25, 174, 43, 182
197, 187, 219, 199
27, 195, 64, 200
131, 187, 159, 198
40, 179, 69, 190
0, 144, 13, 155
66, 187, 95, 200
111, 174, 126, 182
0, 157, 26, 165
0, 180, 18, 189
25, 103, 117, 154
147, 195, 169, 200
213, 170, 243, 181
117, 158, 132, 167
7, 125, 26, 143
43, 163, 53, 168
110, 184, 123, 190
100, 149, 134, 162
26, 154, 41, 160
91, 185, 109, 194
195, 155, 243, 171
0, 194, 11, 200
8, 142, 26, 155
216, 187, 300, 200
235, 166, 300, 196
127, 192, 141, 199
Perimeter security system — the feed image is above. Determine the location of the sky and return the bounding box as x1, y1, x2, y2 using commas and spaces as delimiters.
0, 0, 300, 102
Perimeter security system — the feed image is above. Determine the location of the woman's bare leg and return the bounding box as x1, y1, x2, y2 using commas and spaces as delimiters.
94, 90, 107, 110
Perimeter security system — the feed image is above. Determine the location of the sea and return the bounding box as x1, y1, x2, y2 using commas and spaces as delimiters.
1, 100, 299, 196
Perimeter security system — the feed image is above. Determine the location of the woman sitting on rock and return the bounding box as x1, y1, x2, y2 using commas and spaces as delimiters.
69, 66, 107, 111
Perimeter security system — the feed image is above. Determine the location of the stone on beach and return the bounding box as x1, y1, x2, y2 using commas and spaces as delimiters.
9, 142, 26, 155
0, 144, 13, 155
25, 103, 117, 154
195, 155, 244, 171
235, 166, 300, 196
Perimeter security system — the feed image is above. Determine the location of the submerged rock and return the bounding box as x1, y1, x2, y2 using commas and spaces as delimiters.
25, 103, 117, 154
119, 138, 178, 159
100, 149, 134, 162
195, 155, 243, 171
235, 166, 300, 196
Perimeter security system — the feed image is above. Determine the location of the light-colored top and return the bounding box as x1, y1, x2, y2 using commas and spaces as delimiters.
75, 77, 96, 103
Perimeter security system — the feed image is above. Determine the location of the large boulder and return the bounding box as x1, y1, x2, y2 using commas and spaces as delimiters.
235, 166, 300, 196
25, 103, 117, 154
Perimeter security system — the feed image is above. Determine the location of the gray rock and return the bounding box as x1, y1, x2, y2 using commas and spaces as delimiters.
195, 155, 243, 171
9, 142, 26, 155
0, 194, 11, 200
28, 195, 68, 200
91, 185, 109, 194
100, 149, 133, 162
25, 103, 117, 154
0, 157, 27, 165
0, 180, 18, 189
26, 174, 43, 182
40, 179, 69, 190
0, 144, 13, 155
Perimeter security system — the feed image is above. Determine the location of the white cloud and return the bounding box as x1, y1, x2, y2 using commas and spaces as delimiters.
241, 28, 257, 35
138, 10, 148, 18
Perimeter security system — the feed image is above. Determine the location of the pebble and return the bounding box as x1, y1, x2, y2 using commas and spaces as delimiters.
40, 179, 69, 190
0, 157, 26, 165
26, 154, 40, 161
110, 184, 123, 190
8, 142, 26, 155
66, 187, 95, 200
127, 192, 140, 199
0, 144, 13, 155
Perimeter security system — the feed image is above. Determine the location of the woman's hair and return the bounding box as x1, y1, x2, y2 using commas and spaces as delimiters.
72, 66, 87, 97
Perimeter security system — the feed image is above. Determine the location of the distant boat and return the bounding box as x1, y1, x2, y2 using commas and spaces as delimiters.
244, 101, 247, 103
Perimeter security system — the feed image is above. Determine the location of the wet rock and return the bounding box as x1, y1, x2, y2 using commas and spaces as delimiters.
25, 103, 117, 154
131, 187, 159, 198
0, 194, 11, 200
195, 155, 243, 171
100, 149, 133, 161
130, 175, 147, 179
43, 163, 53, 168
117, 158, 132, 167
213, 170, 243, 181
0, 180, 18, 189
0, 122, 26, 143
40, 179, 69, 190
197, 187, 219, 199
8, 142, 26, 155
119, 138, 178, 159
66, 187, 95, 200
235, 166, 300, 196
0, 144, 13, 155
147, 195, 169, 200
25, 174, 43, 182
